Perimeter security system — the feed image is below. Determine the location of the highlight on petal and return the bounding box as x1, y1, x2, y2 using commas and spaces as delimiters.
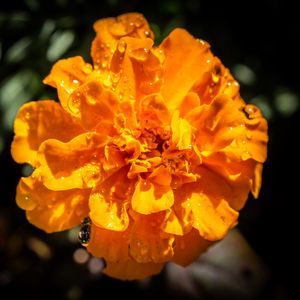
89, 167, 135, 231
131, 176, 174, 215
11, 100, 84, 165
17, 174, 90, 233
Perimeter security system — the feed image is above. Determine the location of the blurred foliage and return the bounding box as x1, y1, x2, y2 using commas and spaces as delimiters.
0, 0, 299, 299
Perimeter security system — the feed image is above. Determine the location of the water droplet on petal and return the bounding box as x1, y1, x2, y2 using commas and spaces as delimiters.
83, 63, 93, 74
134, 16, 144, 28
144, 30, 151, 37
25, 112, 30, 120
72, 79, 79, 85
117, 40, 127, 53
68, 95, 81, 115
212, 64, 222, 84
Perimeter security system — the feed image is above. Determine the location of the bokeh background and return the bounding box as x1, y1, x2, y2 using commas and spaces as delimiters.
0, 0, 299, 299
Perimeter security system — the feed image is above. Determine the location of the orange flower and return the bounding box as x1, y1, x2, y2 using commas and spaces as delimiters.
11, 13, 268, 280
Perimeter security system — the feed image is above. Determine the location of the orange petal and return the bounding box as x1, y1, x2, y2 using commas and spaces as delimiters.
172, 228, 212, 266
43, 56, 92, 110
37, 132, 108, 190
202, 152, 262, 210
67, 80, 119, 130
131, 178, 174, 215
17, 174, 89, 233
179, 92, 201, 118
11, 100, 84, 166
186, 95, 245, 154
192, 56, 242, 105
91, 13, 154, 68
175, 167, 239, 241
129, 211, 175, 263
87, 223, 130, 262
89, 167, 135, 231
139, 94, 171, 128
104, 259, 164, 281
159, 29, 213, 109
242, 104, 268, 163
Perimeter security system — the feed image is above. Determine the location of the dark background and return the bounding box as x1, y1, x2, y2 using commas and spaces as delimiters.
0, 0, 299, 299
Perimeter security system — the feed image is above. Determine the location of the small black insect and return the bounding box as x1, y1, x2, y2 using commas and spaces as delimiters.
78, 217, 91, 245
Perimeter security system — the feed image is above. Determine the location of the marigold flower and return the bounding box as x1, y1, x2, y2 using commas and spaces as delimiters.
11, 13, 268, 280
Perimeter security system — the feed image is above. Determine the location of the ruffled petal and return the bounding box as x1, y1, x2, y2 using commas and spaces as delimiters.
104, 259, 164, 281
17, 174, 90, 233
87, 223, 130, 262
37, 132, 108, 191
131, 176, 174, 215
89, 167, 135, 231
67, 80, 119, 130
129, 211, 175, 263
11, 100, 84, 166
91, 13, 154, 68
159, 29, 213, 109
172, 228, 212, 266
43, 56, 92, 110
202, 152, 262, 210
175, 167, 239, 241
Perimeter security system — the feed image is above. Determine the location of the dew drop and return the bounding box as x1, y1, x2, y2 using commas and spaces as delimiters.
134, 16, 144, 28
117, 40, 127, 53
25, 112, 30, 120
83, 63, 93, 74
68, 96, 81, 115
72, 79, 79, 85
212, 64, 222, 84
140, 246, 148, 255
144, 30, 150, 37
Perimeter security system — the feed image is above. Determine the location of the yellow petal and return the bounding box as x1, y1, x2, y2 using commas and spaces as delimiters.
17, 175, 90, 233
104, 259, 164, 281
11, 100, 84, 166
161, 209, 184, 235
131, 178, 174, 215
43, 56, 92, 110
159, 29, 213, 109
89, 167, 135, 231
37, 132, 108, 190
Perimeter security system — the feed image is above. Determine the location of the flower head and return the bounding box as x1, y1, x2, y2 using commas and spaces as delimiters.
11, 13, 268, 280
